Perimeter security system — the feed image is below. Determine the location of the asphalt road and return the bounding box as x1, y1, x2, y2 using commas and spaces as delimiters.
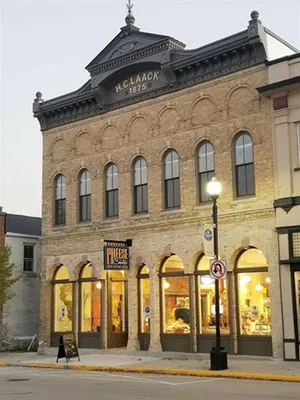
0, 367, 299, 400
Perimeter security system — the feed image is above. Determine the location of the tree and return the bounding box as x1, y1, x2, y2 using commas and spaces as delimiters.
0, 246, 17, 349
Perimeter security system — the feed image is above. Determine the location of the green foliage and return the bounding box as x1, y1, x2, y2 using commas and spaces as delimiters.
0, 246, 17, 307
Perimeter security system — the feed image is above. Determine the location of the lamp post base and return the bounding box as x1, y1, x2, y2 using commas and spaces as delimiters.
210, 347, 228, 370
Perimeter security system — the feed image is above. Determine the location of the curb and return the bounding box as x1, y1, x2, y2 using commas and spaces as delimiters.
1, 362, 300, 383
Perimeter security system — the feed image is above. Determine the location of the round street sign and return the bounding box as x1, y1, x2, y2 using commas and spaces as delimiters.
210, 260, 227, 280
204, 228, 213, 241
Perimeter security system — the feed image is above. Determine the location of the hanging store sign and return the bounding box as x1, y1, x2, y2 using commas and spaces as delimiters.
103, 240, 130, 270
115, 71, 160, 95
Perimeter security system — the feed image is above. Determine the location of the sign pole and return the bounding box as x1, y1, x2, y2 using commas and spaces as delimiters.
209, 199, 228, 371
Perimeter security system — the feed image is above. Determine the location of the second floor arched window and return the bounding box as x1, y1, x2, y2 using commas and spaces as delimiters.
54, 174, 66, 225
133, 157, 148, 214
198, 142, 214, 203
164, 150, 180, 209
106, 163, 119, 218
79, 169, 91, 222
234, 132, 255, 197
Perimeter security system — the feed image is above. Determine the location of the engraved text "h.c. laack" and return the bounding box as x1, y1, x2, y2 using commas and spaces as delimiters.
115, 71, 160, 94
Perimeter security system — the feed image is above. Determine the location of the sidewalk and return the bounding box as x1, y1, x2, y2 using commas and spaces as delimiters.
1, 349, 300, 382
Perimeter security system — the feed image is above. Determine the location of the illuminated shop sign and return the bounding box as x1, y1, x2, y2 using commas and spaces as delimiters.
115, 71, 160, 95
103, 240, 130, 270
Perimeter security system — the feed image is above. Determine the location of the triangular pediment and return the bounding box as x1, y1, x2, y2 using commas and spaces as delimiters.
85, 25, 185, 74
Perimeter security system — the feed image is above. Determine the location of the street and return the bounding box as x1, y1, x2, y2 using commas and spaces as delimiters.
0, 367, 299, 400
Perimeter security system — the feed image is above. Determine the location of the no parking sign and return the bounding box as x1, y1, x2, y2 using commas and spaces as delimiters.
210, 260, 227, 280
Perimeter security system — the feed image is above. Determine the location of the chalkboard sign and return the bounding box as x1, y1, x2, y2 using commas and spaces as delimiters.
56, 333, 80, 363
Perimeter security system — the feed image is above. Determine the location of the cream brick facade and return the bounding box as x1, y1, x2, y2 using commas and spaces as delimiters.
38, 64, 283, 357
34, 11, 299, 359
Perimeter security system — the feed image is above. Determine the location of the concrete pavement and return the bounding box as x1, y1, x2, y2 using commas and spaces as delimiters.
0, 366, 299, 400
1, 349, 300, 382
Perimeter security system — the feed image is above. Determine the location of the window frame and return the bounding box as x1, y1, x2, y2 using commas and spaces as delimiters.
197, 141, 215, 204
133, 157, 148, 214
105, 163, 119, 218
163, 150, 181, 210
23, 243, 35, 272
52, 265, 73, 334
297, 124, 300, 165
79, 169, 92, 223
137, 265, 150, 334
54, 174, 66, 226
233, 132, 255, 198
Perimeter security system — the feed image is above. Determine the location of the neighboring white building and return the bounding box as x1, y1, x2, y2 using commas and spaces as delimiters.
4, 213, 41, 349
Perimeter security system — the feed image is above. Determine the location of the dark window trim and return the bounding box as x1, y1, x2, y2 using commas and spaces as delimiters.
23, 244, 34, 272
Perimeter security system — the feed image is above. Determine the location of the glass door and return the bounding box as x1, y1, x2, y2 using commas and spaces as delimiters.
107, 271, 128, 348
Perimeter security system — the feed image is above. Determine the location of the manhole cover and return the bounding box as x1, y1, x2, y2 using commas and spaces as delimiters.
7, 379, 30, 382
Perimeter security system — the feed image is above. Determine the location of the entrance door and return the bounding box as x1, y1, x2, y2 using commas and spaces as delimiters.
292, 269, 300, 360
107, 271, 128, 348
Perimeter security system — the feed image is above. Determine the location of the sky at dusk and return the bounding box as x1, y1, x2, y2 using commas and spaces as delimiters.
1, 0, 300, 217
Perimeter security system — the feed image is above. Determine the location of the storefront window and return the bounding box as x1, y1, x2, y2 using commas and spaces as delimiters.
161, 255, 190, 334
197, 255, 229, 334
80, 263, 101, 333
237, 249, 271, 336
53, 265, 73, 332
138, 265, 150, 333
111, 271, 126, 332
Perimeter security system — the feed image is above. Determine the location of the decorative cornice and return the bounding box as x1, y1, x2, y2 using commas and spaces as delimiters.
34, 45, 264, 131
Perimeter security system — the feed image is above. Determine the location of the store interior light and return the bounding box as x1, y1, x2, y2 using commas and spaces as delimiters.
241, 275, 252, 284
256, 284, 263, 291
96, 282, 102, 289
201, 276, 214, 286
265, 277, 270, 284
163, 280, 170, 289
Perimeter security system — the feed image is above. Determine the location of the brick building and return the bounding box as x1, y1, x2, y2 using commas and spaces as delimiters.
33, 10, 298, 358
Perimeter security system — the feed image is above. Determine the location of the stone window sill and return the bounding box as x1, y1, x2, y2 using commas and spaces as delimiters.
194, 203, 213, 211
160, 208, 185, 216
102, 217, 119, 224
130, 213, 151, 220
231, 196, 257, 205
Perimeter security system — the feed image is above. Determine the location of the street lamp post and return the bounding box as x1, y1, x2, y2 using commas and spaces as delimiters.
207, 177, 228, 371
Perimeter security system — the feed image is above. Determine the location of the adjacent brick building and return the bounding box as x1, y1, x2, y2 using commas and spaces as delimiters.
33, 10, 298, 358
258, 53, 300, 360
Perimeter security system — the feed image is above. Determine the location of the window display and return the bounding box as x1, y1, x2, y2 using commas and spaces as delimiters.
81, 281, 101, 332
199, 275, 229, 334
161, 255, 190, 334
238, 272, 271, 335
139, 266, 150, 333
53, 265, 73, 332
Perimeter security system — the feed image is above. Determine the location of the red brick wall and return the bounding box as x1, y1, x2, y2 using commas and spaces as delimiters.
0, 207, 6, 247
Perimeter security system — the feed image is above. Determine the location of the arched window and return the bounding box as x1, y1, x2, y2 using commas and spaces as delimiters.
54, 174, 66, 225
164, 150, 180, 209
79, 263, 102, 335
198, 142, 214, 203
234, 132, 255, 197
160, 255, 190, 336
236, 249, 271, 337
79, 169, 91, 222
133, 157, 148, 214
195, 255, 229, 335
105, 163, 118, 218
53, 265, 73, 333
137, 265, 150, 335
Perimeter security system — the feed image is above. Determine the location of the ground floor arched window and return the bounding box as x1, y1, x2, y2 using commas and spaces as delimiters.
236, 248, 272, 356
52, 265, 73, 344
160, 255, 191, 352
196, 255, 230, 335
80, 263, 102, 333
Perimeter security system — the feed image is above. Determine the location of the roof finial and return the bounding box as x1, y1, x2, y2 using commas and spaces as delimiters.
125, 0, 135, 26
